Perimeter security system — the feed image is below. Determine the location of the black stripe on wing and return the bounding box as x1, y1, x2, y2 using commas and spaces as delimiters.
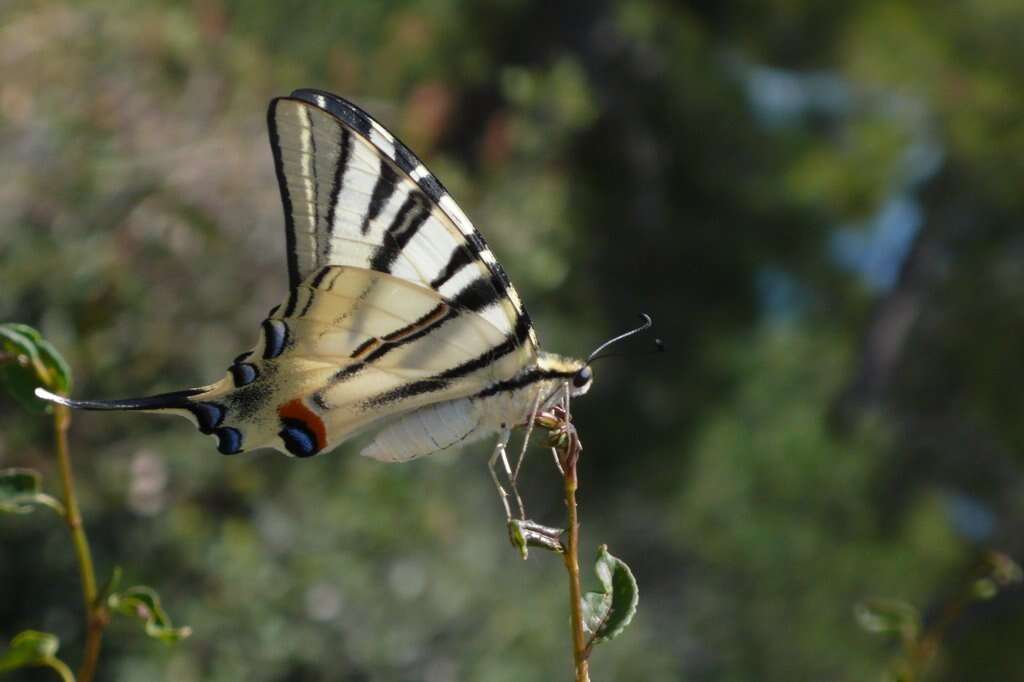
474, 367, 570, 399
289, 89, 447, 204
361, 312, 534, 407
450, 273, 509, 312
324, 127, 353, 242
369, 190, 432, 272
430, 245, 476, 289
267, 100, 301, 290
361, 160, 397, 235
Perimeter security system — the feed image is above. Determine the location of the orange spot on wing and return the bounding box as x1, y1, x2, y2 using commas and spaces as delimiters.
278, 398, 327, 452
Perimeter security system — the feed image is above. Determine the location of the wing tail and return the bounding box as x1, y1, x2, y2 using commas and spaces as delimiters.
35, 386, 206, 412
34, 384, 246, 455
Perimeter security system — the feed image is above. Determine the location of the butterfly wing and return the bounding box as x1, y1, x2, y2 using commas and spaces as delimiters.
39, 90, 543, 460
208, 92, 542, 456
268, 89, 537, 350
193, 263, 531, 457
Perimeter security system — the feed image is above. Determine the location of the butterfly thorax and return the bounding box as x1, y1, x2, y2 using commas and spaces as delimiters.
472, 351, 590, 427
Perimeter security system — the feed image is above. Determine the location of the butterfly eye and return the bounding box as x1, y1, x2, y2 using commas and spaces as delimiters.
572, 366, 592, 388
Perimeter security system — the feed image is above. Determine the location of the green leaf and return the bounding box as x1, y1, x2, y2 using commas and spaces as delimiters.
109, 586, 192, 643
854, 598, 921, 643
0, 468, 64, 516
0, 630, 73, 681
0, 325, 38, 363
581, 591, 612, 636
0, 325, 47, 414
6, 324, 72, 394
0, 630, 59, 671
0, 323, 72, 413
581, 545, 639, 646
34, 342, 71, 396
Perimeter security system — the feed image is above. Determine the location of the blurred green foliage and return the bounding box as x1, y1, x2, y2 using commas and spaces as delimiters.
0, 631, 71, 681
2, 0, 1024, 680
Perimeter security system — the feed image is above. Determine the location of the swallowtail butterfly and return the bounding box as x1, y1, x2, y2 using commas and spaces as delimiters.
37, 89, 595, 485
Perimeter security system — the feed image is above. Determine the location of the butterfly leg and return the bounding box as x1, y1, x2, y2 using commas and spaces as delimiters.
499, 428, 528, 520
512, 388, 544, 482
488, 429, 514, 520
550, 446, 566, 477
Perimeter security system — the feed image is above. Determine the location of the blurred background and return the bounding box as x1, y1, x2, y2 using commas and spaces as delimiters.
3, 0, 1024, 679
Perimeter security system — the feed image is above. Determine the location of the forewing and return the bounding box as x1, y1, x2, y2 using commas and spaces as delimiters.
267, 90, 539, 352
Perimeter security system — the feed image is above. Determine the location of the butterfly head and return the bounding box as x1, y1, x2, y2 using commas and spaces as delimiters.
533, 353, 593, 400
571, 364, 593, 395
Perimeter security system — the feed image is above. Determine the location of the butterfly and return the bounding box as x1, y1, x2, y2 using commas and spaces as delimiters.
35, 89, 619, 517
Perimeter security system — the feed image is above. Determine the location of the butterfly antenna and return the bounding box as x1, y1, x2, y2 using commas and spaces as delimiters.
586, 313, 662, 364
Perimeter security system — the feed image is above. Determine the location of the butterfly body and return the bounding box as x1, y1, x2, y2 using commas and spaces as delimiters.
38, 90, 593, 463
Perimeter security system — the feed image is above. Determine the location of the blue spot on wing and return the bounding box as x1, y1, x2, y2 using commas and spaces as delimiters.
230, 363, 258, 387
262, 319, 289, 359
279, 419, 318, 458
189, 402, 225, 434
216, 427, 243, 455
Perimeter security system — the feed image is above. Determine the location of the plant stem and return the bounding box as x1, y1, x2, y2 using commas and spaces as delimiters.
41, 657, 76, 682
561, 439, 589, 682
52, 405, 106, 682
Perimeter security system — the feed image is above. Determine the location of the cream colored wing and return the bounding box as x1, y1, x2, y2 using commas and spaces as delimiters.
184, 265, 535, 457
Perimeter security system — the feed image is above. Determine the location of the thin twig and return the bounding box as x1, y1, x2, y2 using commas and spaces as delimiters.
52, 404, 107, 682
38, 657, 76, 682
540, 404, 590, 682
562, 445, 589, 682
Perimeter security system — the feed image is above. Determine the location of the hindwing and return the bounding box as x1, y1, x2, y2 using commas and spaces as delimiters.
199, 263, 536, 457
